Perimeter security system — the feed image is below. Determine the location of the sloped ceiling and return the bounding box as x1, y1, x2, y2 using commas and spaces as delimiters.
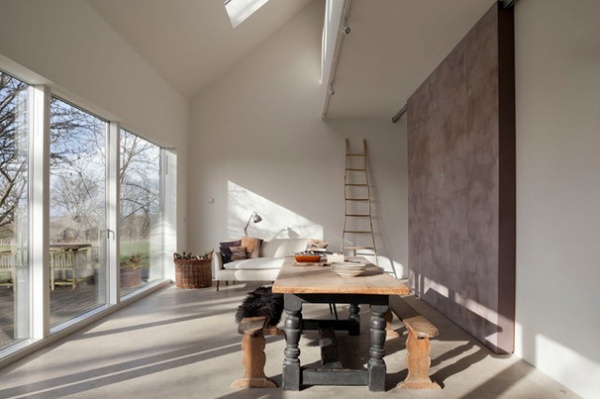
85, 0, 313, 100
86, 0, 498, 119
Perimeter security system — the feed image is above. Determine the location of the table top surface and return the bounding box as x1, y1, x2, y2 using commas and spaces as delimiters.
272, 257, 410, 295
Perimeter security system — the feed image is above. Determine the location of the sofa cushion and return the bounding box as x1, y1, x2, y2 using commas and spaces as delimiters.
241, 236, 262, 259
223, 257, 286, 270
219, 239, 242, 264
230, 245, 248, 261
260, 238, 309, 258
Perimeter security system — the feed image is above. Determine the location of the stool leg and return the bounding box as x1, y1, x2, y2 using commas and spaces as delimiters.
384, 309, 400, 337
231, 329, 277, 388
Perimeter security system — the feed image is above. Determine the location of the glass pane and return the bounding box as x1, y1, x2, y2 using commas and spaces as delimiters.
119, 130, 163, 296
0, 71, 29, 350
49, 98, 107, 327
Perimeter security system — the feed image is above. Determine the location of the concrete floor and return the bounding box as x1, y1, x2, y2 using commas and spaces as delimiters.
0, 282, 581, 399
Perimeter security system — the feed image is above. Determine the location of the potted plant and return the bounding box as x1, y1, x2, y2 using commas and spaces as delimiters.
120, 254, 144, 288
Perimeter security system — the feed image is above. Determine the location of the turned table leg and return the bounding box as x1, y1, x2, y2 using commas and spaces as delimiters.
368, 304, 388, 391
348, 303, 361, 336
282, 294, 303, 391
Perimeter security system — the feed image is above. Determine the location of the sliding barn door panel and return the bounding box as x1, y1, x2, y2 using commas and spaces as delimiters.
407, 3, 515, 354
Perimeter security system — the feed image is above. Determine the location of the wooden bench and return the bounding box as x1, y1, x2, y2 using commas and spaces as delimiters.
231, 316, 283, 389
385, 295, 441, 390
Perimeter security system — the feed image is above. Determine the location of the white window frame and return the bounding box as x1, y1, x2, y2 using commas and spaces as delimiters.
0, 66, 174, 368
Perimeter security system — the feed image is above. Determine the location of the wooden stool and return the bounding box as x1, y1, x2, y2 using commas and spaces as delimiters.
231, 316, 282, 388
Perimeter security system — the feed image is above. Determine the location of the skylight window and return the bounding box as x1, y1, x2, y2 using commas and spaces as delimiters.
224, 0, 270, 28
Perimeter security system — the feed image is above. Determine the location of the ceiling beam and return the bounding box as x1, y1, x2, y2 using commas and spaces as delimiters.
321, 0, 352, 119
392, 104, 407, 124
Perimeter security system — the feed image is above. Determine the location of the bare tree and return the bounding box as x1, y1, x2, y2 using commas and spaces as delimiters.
49, 97, 107, 242
0, 72, 28, 232
120, 131, 160, 241
1, 73, 161, 243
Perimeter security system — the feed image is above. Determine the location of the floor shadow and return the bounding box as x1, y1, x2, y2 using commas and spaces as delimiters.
214, 385, 284, 399
0, 337, 243, 399
460, 361, 535, 399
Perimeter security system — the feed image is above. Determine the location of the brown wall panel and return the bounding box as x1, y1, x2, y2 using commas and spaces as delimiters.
407, 3, 515, 353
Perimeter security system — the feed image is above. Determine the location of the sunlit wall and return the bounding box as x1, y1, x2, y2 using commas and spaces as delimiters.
514, 1, 600, 397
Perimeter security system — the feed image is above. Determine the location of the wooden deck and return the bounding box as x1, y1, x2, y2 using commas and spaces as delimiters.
0, 282, 146, 350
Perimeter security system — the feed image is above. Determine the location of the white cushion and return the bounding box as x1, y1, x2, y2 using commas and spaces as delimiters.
260, 238, 308, 258
215, 268, 280, 282
223, 257, 285, 270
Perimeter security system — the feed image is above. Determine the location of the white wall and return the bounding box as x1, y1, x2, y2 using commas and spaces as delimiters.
515, 1, 600, 397
0, 0, 189, 276
188, 0, 408, 277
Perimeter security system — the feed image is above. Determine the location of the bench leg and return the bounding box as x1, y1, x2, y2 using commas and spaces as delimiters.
231, 328, 277, 388
397, 329, 441, 390
384, 309, 400, 338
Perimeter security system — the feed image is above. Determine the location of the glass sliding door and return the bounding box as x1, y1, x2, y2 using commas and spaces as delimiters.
49, 97, 107, 327
0, 71, 29, 350
0, 64, 175, 361
119, 130, 163, 296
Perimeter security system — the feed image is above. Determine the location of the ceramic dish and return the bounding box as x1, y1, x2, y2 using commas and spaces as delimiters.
295, 253, 322, 263
331, 261, 367, 277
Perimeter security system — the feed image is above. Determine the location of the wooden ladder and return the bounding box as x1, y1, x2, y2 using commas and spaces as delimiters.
341, 139, 378, 265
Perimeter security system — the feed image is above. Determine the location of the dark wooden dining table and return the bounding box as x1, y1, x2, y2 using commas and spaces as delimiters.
272, 257, 410, 391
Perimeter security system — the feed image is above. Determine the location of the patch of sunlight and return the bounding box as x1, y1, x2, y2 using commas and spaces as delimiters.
227, 181, 323, 241
225, 0, 270, 28
423, 276, 504, 343
536, 334, 600, 398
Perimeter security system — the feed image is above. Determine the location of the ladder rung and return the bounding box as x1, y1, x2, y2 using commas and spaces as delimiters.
347, 153, 365, 157
345, 183, 368, 186
343, 230, 373, 234
346, 168, 366, 171
345, 214, 370, 217
346, 198, 369, 201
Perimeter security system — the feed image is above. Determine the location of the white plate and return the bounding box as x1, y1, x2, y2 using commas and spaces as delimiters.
332, 261, 366, 269
332, 268, 365, 278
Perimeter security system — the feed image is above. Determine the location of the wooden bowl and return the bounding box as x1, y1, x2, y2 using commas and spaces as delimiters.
295, 253, 321, 263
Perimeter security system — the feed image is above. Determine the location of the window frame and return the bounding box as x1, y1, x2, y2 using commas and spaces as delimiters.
0, 67, 173, 364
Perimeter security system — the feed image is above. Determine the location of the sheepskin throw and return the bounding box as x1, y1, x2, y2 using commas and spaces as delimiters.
235, 286, 284, 327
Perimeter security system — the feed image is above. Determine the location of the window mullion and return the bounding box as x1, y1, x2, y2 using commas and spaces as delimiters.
29, 85, 50, 340
107, 122, 120, 304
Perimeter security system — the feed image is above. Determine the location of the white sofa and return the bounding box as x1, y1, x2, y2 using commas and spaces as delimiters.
214, 238, 311, 291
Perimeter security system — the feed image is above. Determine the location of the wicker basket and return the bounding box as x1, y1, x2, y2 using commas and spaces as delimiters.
174, 256, 212, 289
